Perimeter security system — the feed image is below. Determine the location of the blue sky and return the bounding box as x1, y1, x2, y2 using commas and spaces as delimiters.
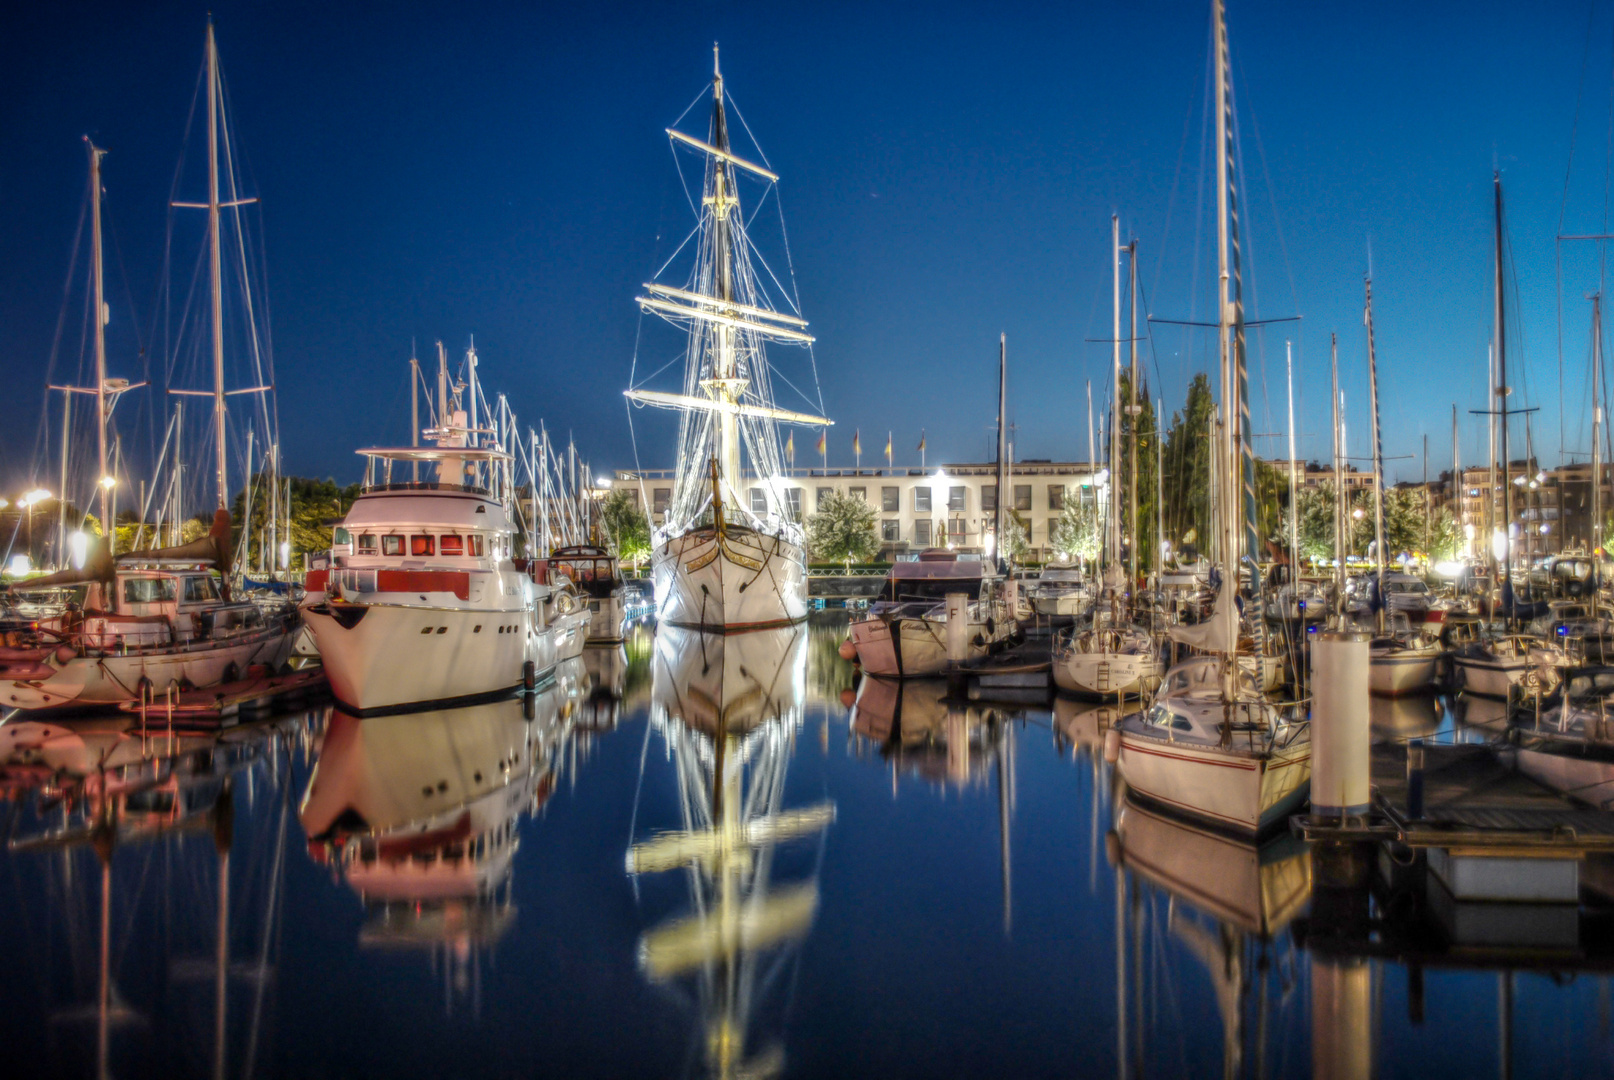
3, 0, 1612, 503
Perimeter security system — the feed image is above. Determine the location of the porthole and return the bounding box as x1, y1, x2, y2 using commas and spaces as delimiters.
436, 626, 448, 634
473, 625, 482, 633
420, 627, 432, 635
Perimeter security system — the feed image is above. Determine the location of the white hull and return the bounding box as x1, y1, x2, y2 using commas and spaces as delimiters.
1513, 746, 1614, 810
652, 526, 807, 631
1368, 649, 1439, 696
3, 628, 295, 711
305, 599, 586, 713
1118, 732, 1311, 835
1052, 651, 1162, 699
848, 607, 1010, 679
1452, 655, 1528, 700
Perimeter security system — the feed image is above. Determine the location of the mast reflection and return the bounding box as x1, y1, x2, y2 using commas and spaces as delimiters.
628, 624, 833, 1080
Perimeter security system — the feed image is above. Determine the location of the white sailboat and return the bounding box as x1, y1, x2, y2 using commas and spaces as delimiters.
1, 25, 297, 710
1112, 0, 1311, 835
625, 50, 831, 632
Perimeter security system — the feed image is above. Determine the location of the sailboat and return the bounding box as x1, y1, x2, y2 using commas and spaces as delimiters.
0, 26, 298, 710
1450, 175, 1565, 699
1361, 279, 1442, 695
1111, 0, 1312, 835
624, 50, 831, 632
1053, 219, 1164, 700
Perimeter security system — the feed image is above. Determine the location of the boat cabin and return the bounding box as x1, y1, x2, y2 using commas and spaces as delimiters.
879, 549, 988, 603
544, 544, 622, 600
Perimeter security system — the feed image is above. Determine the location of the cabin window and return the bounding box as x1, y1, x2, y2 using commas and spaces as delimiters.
817, 487, 834, 509
1014, 485, 1032, 511
750, 487, 768, 514
468, 535, 485, 557
882, 520, 900, 542
439, 535, 464, 556
1048, 485, 1065, 511
948, 486, 966, 513
183, 576, 219, 603
913, 487, 932, 513
849, 486, 867, 503
333, 527, 352, 546
915, 520, 932, 546
881, 486, 899, 512
981, 485, 997, 512
124, 578, 177, 604
357, 534, 378, 554
382, 534, 404, 556
411, 535, 435, 556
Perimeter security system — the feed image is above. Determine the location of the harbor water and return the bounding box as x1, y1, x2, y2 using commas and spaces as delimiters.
0, 612, 1608, 1079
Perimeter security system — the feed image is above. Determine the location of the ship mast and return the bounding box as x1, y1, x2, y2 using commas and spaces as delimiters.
90, 140, 111, 532
1213, 0, 1248, 675
206, 21, 227, 509
1366, 278, 1387, 635
1594, 293, 1604, 614
1495, 173, 1513, 619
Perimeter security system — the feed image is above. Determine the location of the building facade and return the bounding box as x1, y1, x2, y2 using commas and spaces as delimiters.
613, 461, 1103, 561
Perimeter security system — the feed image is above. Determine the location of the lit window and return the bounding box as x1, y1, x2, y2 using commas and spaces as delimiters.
411, 535, 435, 556
382, 535, 404, 556
357, 534, 378, 554
439, 535, 464, 556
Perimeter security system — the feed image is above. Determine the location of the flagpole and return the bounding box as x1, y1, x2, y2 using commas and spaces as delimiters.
919, 429, 927, 471
855, 429, 861, 472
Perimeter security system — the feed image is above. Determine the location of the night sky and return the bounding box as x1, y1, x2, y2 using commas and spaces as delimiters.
3, 0, 1611, 503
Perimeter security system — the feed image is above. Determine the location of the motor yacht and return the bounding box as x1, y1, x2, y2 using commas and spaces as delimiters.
543, 544, 628, 644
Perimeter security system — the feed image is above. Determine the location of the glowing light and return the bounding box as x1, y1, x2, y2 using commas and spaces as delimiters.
1491, 529, 1508, 563
279, 540, 291, 568
6, 555, 30, 577
1434, 560, 1465, 578
18, 488, 52, 508
69, 531, 88, 569
98, 475, 117, 490
595, 477, 612, 489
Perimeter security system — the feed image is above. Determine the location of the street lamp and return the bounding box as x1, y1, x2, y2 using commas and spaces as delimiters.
17, 489, 52, 565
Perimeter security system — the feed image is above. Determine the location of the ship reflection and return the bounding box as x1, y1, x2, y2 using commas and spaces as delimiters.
299, 657, 591, 1013
628, 624, 833, 1080
1109, 794, 1313, 1078
846, 675, 1019, 933
2, 709, 307, 1080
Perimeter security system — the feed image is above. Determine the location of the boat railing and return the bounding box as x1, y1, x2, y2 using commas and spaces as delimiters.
362, 480, 492, 497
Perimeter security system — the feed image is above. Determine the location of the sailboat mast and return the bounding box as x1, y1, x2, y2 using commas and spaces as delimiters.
89, 140, 110, 532
206, 22, 228, 510
1128, 238, 1140, 589
410, 352, 420, 483
1495, 173, 1513, 602
1594, 293, 1604, 610
710, 48, 742, 499
1332, 334, 1346, 623
1213, 0, 1243, 661
1285, 340, 1298, 582
1366, 278, 1387, 634
996, 333, 1008, 568
1111, 214, 1123, 568
1452, 404, 1460, 558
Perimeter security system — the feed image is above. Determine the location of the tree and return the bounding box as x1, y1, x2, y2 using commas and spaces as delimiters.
805, 490, 879, 568
1050, 496, 1102, 569
1348, 486, 1427, 562
1427, 508, 1464, 562
599, 488, 651, 567
1117, 371, 1160, 573
1280, 484, 1341, 562
1000, 511, 1030, 564
1161, 373, 1214, 557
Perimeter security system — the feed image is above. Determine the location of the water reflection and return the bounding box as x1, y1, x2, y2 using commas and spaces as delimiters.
1111, 795, 1312, 1079
629, 624, 833, 1079
300, 657, 591, 1010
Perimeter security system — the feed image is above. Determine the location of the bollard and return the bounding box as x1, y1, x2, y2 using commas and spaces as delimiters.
1406, 739, 1425, 820
1310, 631, 1371, 819
945, 592, 969, 694
1003, 578, 1019, 621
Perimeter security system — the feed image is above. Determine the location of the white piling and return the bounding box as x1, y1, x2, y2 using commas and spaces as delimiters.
945, 592, 969, 664
1310, 631, 1371, 817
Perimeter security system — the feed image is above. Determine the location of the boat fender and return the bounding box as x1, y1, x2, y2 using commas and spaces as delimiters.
55, 644, 77, 665
523, 659, 537, 692
837, 639, 857, 661
839, 688, 856, 708
1103, 828, 1121, 868
1103, 728, 1120, 765
986, 617, 995, 635
972, 634, 985, 648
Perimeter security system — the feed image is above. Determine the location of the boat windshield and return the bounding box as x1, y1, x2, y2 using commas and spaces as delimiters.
549, 556, 619, 599
883, 577, 982, 602
1567, 671, 1614, 700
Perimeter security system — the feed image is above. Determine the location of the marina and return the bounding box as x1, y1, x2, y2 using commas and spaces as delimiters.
11, 0, 1614, 1075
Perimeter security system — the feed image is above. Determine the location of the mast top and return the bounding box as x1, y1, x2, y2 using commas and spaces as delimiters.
713, 42, 720, 79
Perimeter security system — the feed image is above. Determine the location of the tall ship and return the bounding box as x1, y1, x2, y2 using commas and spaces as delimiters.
625, 50, 831, 632
301, 347, 589, 713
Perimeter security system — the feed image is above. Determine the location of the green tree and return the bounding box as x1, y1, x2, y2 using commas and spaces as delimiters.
1161, 373, 1214, 557
1280, 484, 1341, 562
1117, 371, 1160, 573
1000, 510, 1030, 564
1348, 486, 1426, 562
805, 490, 879, 568
599, 488, 651, 567
1050, 496, 1102, 569
1427, 508, 1464, 561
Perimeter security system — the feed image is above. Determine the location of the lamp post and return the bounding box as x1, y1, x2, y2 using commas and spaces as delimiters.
18, 489, 53, 567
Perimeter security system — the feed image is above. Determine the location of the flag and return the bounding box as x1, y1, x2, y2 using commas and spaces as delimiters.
917, 431, 926, 454
786, 431, 795, 466
853, 430, 861, 457
816, 430, 826, 457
